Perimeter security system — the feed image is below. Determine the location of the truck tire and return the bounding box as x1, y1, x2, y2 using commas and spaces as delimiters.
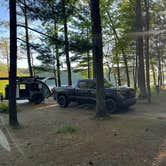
106, 99, 117, 113
30, 94, 44, 104
57, 95, 69, 108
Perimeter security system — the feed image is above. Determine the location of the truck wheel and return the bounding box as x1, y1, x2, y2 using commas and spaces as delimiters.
57, 95, 69, 108
106, 99, 117, 113
31, 94, 44, 104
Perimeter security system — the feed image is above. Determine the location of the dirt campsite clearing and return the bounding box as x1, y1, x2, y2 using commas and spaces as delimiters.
0, 92, 166, 166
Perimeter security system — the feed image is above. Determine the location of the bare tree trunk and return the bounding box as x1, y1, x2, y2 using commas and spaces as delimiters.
87, 50, 91, 79
161, 58, 165, 85
135, 0, 147, 98
151, 62, 157, 89
56, 46, 61, 86
30, 52, 34, 75
90, 0, 107, 117
106, 62, 111, 81
62, 0, 72, 86
144, 0, 151, 103
23, 0, 33, 76
54, 22, 61, 86
133, 53, 138, 90
106, 11, 130, 87
116, 53, 121, 86
5, 42, 10, 73
52, 48, 57, 86
93, 54, 96, 80
9, 0, 19, 126
156, 40, 162, 91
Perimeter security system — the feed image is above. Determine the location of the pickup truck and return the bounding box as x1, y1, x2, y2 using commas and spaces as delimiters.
53, 79, 136, 113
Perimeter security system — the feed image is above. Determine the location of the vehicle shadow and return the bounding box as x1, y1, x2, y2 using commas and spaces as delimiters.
69, 102, 133, 115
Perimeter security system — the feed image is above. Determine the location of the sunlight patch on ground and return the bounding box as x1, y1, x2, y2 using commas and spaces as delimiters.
35, 104, 59, 110
0, 129, 10, 152
0, 116, 24, 156
152, 139, 166, 166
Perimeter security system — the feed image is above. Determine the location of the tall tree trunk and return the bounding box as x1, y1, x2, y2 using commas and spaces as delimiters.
93, 54, 96, 79
90, 0, 107, 117
54, 22, 61, 86
161, 58, 165, 85
87, 29, 91, 79
87, 50, 91, 79
52, 48, 57, 86
151, 63, 157, 88
30, 52, 34, 75
106, 11, 130, 87
56, 46, 61, 86
5, 42, 9, 73
133, 53, 138, 90
116, 53, 121, 86
156, 40, 162, 90
9, 0, 19, 126
144, 0, 151, 103
157, 53, 162, 87
106, 62, 111, 81
23, 0, 33, 76
62, 0, 72, 85
135, 0, 147, 98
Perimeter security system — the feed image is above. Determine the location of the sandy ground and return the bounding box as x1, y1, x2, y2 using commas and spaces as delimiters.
0, 95, 166, 166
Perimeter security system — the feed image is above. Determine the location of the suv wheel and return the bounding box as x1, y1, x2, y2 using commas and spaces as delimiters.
30, 94, 44, 104
57, 95, 69, 108
106, 99, 117, 113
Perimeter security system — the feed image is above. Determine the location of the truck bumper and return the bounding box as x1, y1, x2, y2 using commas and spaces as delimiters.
119, 98, 136, 108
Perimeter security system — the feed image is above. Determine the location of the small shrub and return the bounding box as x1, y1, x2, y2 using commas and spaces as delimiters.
0, 103, 9, 113
56, 125, 78, 134
0, 103, 19, 114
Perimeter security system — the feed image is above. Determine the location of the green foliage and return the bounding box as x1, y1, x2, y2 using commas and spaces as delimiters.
15, 0, 166, 92
56, 124, 78, 134
0, 102, 9, 113
0, 102, 20, 114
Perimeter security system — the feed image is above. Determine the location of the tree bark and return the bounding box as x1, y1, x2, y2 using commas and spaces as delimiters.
54, 22, 61, 86
155, 38, 162, 92
87, 29, 91, 79
92, 53, 96, 79
133, 53, 138, 90
52, 48, 57, 86
151, 62, 157, 88
4, 40, 9, 73
56, 46, 61, 86
62, 0, 72, 86
135, 0, 147, 98
116, 53, 121, 86
90, 0, 107, 117
144, 0, 151, 103
106, 11, 130, 87
9, 0, 19, 126
23, 0, 33, 76
87, 50, 91, 79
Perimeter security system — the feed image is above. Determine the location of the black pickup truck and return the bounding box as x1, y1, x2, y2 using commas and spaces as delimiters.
53, 79, 136, 113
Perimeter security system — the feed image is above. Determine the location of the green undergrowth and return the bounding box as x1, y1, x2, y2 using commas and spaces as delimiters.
0, 102, 19, 114
56, 124, 78, 134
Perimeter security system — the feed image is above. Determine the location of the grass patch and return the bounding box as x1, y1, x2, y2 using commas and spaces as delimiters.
0, 102, 20, 114
56, 124, 78, 134
0, 102, 9, 113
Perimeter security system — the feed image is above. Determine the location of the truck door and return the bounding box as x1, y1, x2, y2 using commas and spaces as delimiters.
75, 80, 96, 103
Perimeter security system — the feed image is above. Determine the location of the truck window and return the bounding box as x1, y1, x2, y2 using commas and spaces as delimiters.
88, 81, 96, 89
78, 81, 88, 89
